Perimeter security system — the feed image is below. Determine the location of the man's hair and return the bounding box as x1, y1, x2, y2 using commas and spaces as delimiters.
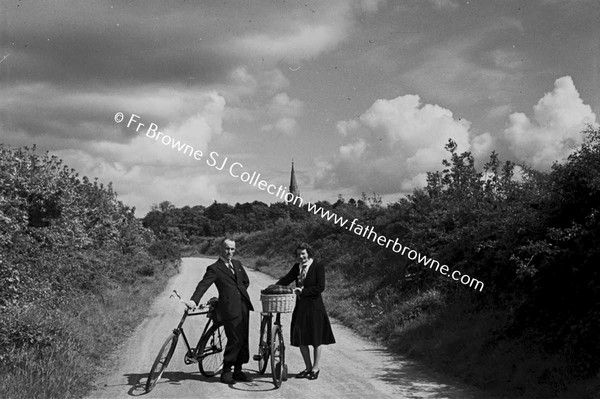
220, 237, 235, 247
294, 242, 315, 258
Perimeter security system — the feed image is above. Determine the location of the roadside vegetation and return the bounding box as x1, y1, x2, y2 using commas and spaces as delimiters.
145, 127, 600, 399
0, 145, 179, 399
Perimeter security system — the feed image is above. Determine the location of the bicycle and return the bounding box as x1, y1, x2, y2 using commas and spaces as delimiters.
253, 311, 288, 388
145, 290, 227, 393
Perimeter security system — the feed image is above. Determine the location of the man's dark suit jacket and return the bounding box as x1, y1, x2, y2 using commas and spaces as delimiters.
191, 258, 254, 320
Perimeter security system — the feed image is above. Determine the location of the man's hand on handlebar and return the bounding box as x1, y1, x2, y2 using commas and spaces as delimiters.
184, 300, 198, 309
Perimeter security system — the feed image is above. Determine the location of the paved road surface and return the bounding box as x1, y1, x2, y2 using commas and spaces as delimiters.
87, 257, 486, 399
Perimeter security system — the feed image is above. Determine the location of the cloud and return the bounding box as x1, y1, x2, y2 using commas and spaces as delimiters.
315, 76, 598, 198
226, 2, 355, 65
50, 149, 221, 215
258, 69, 291, 95
316, 94, 472, 194
1, 1, 234, 88
401, 16, 525, 111
261, 118, 298, 136
403, 41, 517, 108
427, 0, 460, 10
0, 83, 225, 148
359, 0, 388, 13
503, 76, 597, 168
0, 84, 228, 214
259, 92, 304, 136
231, 24, 347, 64
266, 93, 304, 118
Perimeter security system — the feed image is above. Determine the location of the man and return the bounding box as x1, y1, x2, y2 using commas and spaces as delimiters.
186, 238, 254, 384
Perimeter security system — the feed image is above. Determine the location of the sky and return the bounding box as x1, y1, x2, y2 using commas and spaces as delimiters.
1, 0, 599, 215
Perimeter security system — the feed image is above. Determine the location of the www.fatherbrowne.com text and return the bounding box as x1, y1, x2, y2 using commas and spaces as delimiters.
115, 112, 485, 292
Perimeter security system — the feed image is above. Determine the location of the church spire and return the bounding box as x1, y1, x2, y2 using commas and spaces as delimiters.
289, 160, 299, 197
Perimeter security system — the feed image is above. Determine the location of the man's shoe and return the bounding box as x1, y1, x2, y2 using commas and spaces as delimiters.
220, 370, 236, 384
233, 370, 253, 382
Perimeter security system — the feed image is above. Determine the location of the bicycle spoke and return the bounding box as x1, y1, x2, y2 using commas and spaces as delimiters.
270, 326, 285, 388
199, 324, 227, 377
146, 333, 178, 393
256, 316, 271, 374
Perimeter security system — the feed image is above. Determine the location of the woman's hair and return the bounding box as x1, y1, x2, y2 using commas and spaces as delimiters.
294, 242, 315, 258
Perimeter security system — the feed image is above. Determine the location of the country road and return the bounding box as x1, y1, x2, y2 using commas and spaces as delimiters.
86, 257, 487, 399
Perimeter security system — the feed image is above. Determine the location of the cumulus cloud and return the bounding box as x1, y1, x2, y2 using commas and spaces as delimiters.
316, 94, 472, 194
261, 118, 298, 136
503, 76, 597, 169
259, 92, 304, 136
470, 132, 496, 160
266, 93, 304, 118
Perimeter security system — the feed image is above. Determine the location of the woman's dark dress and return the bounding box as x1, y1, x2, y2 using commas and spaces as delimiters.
276, 261, 336, 347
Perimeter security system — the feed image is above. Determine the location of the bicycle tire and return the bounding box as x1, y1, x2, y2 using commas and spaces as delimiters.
198, 324, 227, 377
146, 333, 178, 393
270, 325, 285, 388
256, 316, 270, 374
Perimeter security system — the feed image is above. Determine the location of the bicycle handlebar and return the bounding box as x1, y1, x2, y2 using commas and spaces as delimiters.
170, 290, 213, 311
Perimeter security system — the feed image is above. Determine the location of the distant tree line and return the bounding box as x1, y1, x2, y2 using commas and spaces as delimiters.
142, 194, 379, 243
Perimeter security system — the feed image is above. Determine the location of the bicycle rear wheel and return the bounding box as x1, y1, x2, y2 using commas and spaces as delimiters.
146, 333, 178, 393
198, 324, 227, 377
270, 325, 285, 388
256, 316, 270, 374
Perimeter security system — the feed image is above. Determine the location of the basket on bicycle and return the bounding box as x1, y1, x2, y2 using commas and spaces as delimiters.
260, 285, 295, 313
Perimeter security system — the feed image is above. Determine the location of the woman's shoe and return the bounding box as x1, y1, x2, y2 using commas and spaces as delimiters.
295, 369, 311, 379
308, 370, 320, 380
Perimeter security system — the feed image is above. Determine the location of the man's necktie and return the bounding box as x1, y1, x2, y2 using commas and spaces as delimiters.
227, 261, 235, 274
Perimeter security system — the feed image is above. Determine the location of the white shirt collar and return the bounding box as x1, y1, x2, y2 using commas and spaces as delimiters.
301, 258, 313, 269
220, 256, 232, 264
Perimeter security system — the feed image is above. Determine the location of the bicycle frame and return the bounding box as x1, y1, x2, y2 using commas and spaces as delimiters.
174, 307, 218, 362
146, 293, 226, 393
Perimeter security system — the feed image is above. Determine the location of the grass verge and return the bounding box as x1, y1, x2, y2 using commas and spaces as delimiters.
0, 259, 178, 399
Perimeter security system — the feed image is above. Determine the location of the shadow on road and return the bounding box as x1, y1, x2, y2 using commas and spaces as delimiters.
122, 371, 220, 396
228, 371, 281, 393
358, 348, 489, 399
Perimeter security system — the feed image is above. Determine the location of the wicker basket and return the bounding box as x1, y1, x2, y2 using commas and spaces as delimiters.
260, 293, 295, 313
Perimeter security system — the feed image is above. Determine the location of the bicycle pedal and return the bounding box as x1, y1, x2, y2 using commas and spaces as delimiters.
252, 354, 262, 361
184, 354, 198, 364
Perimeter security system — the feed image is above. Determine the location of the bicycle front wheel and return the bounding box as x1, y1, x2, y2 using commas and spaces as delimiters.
256, 316, 270, 374
146, 333, 178, 393
198, 324, 228, 377
270, 325, 285, 388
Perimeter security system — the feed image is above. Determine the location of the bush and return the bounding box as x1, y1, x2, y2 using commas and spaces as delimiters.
148, 239, 181, 261
254, 257, 269, 271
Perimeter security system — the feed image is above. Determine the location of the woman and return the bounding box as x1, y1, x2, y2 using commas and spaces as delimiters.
276, 242, 336, 380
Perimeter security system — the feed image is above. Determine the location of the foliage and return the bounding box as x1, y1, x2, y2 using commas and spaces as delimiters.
142, 200, 305, 242
0, 144, 177, 398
